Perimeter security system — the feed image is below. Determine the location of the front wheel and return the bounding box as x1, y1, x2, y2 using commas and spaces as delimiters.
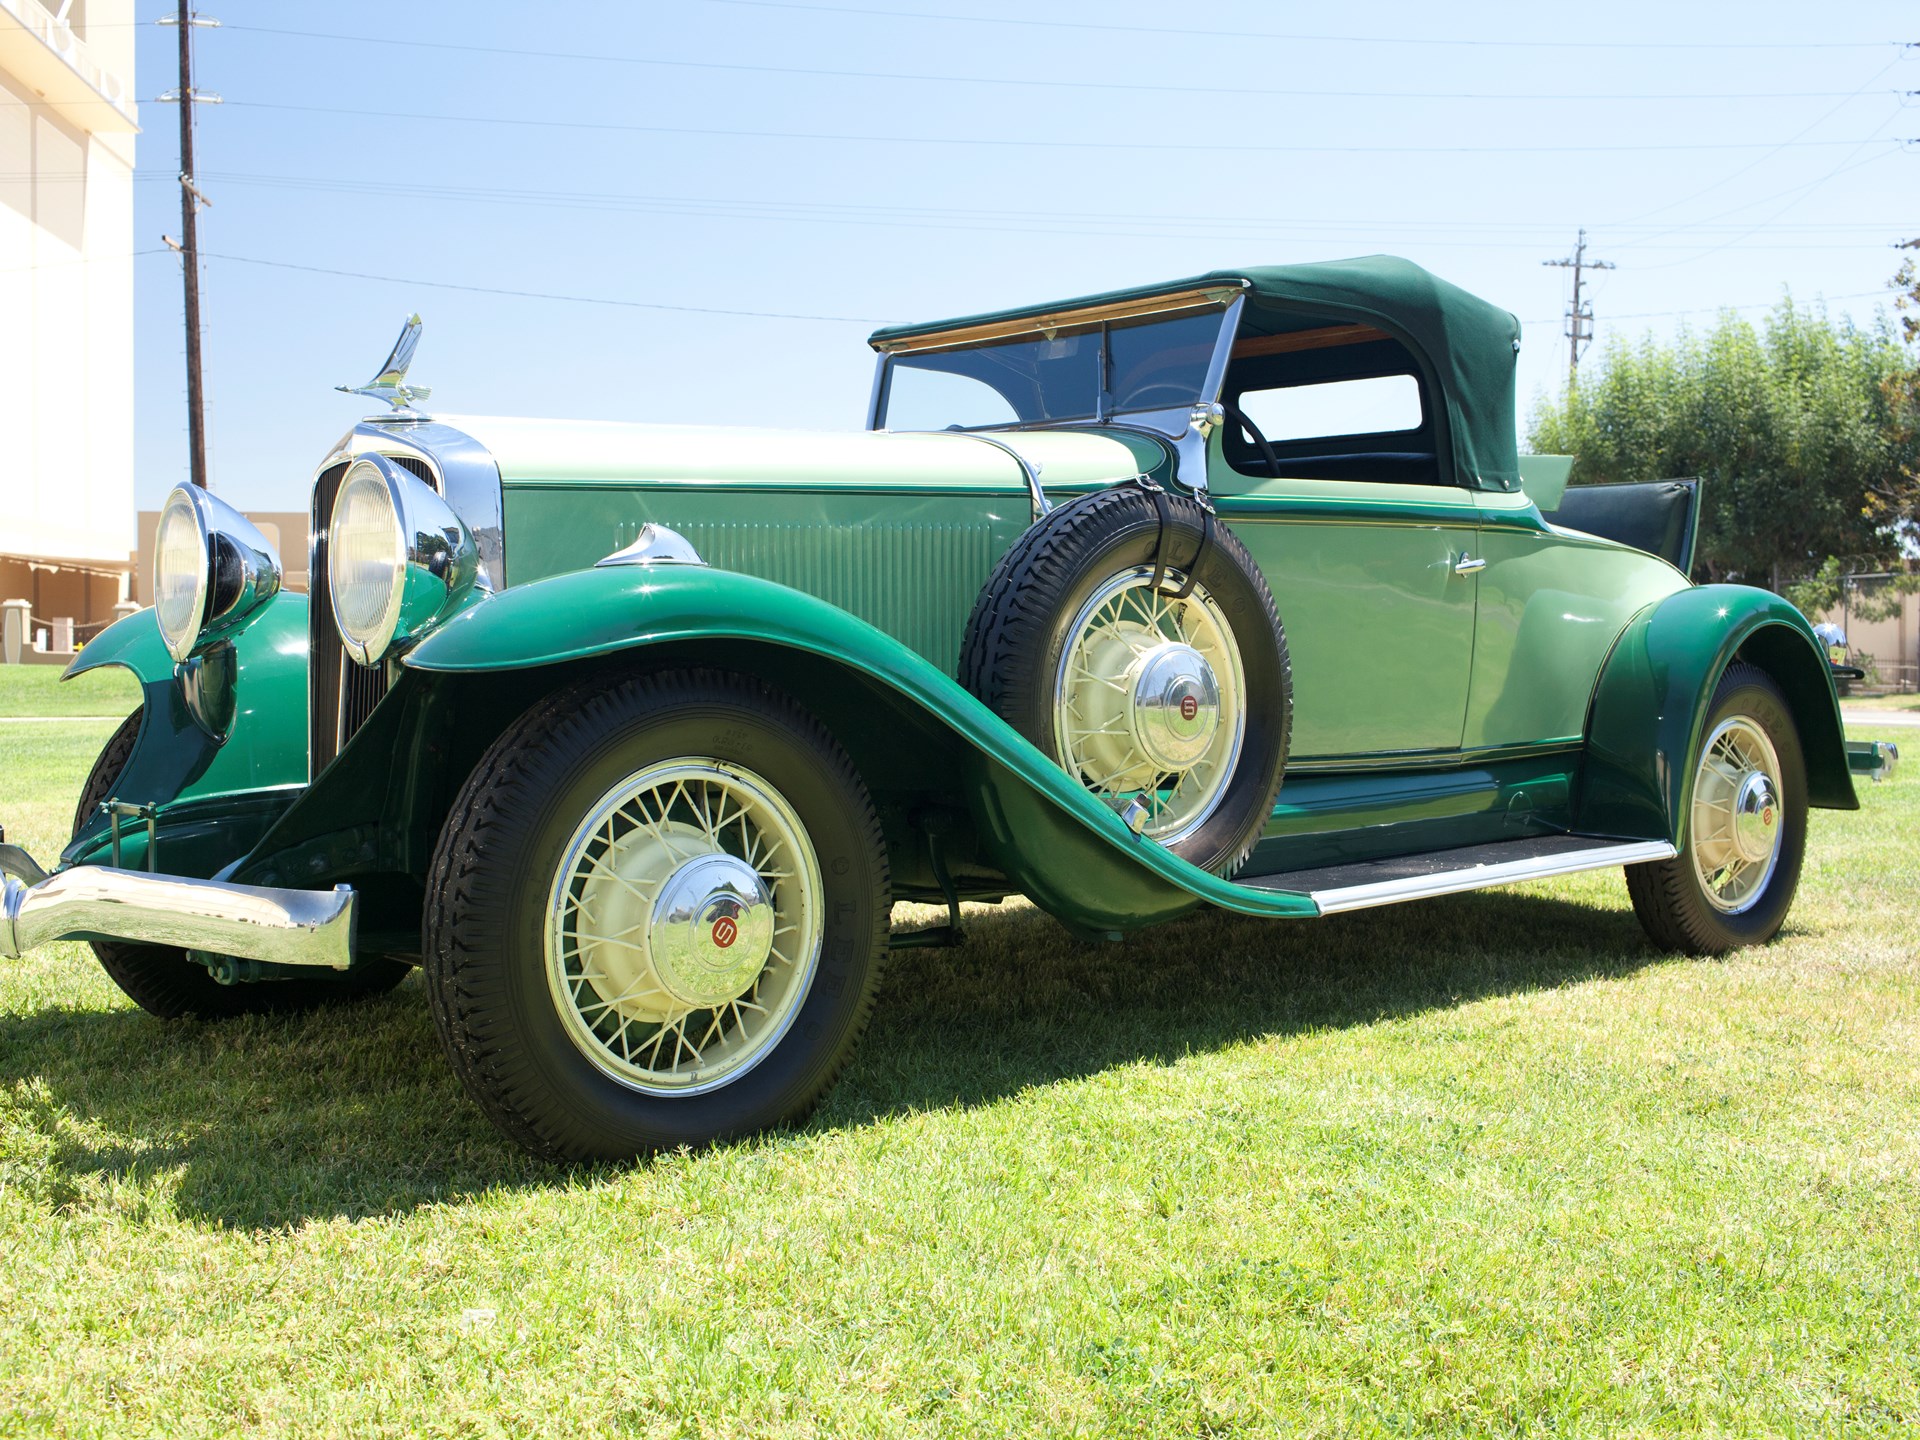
73, 708, 409, 1018
1626, 663, 1808, 954
423, 667, 890, 1162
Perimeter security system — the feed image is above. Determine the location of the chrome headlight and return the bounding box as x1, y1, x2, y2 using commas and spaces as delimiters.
151, 485, 283, 664
328, 454, 480, 666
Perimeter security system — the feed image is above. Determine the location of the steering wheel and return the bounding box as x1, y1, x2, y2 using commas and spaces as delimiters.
1220, 400, 1283, 476
1113, 381, 1199, 411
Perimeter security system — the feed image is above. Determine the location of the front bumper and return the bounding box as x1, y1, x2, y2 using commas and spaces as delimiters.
0, 852, 356, 970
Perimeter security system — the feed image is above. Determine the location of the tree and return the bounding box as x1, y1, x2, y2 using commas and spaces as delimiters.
1528, 292, 1920, 594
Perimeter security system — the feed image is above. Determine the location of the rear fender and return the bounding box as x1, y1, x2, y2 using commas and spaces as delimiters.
1577, 584, 1855, 845
232, 565, 1318, 934
58, 600, 310, 875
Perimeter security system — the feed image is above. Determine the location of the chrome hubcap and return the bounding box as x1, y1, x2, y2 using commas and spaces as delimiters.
546, 760, 822, 1094
646, 853, 775, 1010
1054, 566, 1246, 846
1690, 716, 1784, 914
1129, 643, 1220, 770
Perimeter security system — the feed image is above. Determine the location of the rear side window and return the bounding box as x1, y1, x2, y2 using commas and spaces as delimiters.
1237, 374, 1423, 441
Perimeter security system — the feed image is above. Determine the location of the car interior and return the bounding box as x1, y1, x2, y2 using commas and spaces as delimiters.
1219, 311, 1442, 486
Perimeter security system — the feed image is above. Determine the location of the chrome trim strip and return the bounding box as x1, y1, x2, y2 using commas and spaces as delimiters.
1, 867, 357, 969
955, 432, 1051, 522
871, 283, 1249, 356
1309, 840, 1676, 915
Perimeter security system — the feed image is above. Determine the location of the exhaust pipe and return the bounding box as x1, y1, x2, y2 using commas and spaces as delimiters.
1, 863, 356, 970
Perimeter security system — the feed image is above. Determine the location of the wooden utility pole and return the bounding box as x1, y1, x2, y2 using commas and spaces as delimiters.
158, 13, 220, 488
1543, 229, 1615, 388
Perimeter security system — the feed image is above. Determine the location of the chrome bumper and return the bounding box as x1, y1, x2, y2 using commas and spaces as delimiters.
0, 859, 356, 970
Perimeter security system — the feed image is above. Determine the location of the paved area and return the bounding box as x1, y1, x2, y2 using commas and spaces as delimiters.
1843, 710, 1920, 729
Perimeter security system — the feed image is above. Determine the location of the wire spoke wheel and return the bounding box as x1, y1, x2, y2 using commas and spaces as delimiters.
546, 759, 824, 1095
1052, 565, 1247, 846
1687, 716, 1784, 915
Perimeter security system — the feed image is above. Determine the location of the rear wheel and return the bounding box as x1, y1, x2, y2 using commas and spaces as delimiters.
423, 668, 890, 1162
72, 707, 410, 1018
1626, 664, 1808, 954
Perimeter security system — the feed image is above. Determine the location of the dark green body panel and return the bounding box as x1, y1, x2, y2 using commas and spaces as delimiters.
58, 601, 310, 876
1579, 585, 1856, 843
504, 486, 1033, 674
387, 563, 1318, 928
1247, 746, 1581, 875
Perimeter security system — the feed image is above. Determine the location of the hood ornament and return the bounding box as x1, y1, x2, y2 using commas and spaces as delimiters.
338, 314, 432, 419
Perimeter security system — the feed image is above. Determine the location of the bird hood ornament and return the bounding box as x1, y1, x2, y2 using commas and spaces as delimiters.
338, 314, 432, 418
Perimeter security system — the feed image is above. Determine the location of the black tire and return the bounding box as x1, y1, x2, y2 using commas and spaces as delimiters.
72, 707, 411, 1018
423, 667, 891, 1163
1626, 664, 1808, 955
959, 484, 1291, 875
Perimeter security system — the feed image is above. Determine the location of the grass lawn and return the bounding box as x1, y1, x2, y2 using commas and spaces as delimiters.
0, 663, 141, 720
1, 689, 1915, 1436
1841, 692, 1920, 714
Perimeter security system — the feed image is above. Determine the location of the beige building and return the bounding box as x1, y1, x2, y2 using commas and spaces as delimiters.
0, 0, 136, 652
1820, 574, 1919, 693
131, 509, 310, 603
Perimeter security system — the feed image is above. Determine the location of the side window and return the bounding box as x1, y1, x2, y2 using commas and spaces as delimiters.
1237, 374, 1422, 442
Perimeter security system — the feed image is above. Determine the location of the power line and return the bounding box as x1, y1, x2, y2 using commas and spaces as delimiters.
195, 249, 1903, 334
698, 0, 1912, 49
1518, 289, 1892, 325
198, 252, 887, 323
176, 167, 1915, 251
206, 24, 1904, 100
214, 100, 1911, 155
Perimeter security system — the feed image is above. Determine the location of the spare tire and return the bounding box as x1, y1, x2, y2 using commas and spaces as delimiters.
959, 483, 1291, 875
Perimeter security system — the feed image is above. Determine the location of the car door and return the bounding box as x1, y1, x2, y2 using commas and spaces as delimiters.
1208, 370, 1479, 762
1211, 473, 1480, 760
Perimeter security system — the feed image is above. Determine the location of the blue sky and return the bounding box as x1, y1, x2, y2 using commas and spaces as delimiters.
127, 1, 1917, 513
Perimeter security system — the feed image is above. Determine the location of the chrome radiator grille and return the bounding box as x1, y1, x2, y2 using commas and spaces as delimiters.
309, 453, 439, 776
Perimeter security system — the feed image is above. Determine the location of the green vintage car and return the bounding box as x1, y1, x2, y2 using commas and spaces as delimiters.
0, 257, 1861, 1161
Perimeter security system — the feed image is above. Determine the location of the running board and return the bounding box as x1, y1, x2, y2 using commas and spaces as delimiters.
1238, 835, 1677, 915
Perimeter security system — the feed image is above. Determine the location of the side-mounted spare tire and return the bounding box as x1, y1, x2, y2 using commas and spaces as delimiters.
960, 483, 1291, 876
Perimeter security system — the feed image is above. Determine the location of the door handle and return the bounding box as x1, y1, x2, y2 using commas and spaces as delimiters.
1454, 554, 1486, 575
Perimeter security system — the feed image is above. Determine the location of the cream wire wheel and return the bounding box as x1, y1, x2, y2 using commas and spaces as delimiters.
545, 758, 824, 1096
1052, 565, 1247, 846
1687, 715, 1785, 915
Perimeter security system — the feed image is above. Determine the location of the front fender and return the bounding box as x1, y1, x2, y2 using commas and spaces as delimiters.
401, 564, 1319, 929
58, 599, 310, 874
1576, 584, 1856, 845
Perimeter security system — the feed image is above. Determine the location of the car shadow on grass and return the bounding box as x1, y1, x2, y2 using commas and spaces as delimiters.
0, 888, 1663, 1229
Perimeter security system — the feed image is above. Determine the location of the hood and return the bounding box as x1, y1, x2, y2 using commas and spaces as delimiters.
436, 415, 1160, 493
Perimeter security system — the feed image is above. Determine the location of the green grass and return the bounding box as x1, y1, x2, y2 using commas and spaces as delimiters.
0, 663, 141, 720
2, 712, 1915, 1438
1840, 692, 1920, 713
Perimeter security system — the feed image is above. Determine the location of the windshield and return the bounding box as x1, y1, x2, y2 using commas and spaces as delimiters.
878, 307, 1231, 432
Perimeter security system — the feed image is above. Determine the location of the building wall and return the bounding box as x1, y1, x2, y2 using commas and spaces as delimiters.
0, 0, 136, 630
1819, 586, 1919, 692
132, 511, 312, 604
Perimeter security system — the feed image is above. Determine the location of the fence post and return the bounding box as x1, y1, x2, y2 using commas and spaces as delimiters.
1, 599, 28, 665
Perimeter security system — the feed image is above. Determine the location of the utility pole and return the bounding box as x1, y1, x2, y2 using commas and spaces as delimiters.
1543, 228, 1615, 389
157, 12, 221, 488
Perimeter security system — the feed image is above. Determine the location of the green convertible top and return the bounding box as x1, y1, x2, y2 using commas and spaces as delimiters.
869, 255, 1525, 492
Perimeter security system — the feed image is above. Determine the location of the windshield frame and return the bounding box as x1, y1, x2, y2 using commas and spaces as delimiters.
867, 287, 1247, 438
